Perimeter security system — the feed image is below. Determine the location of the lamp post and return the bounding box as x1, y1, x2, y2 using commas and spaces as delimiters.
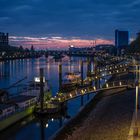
133, 58, 140, 136
134, 80, 139, 136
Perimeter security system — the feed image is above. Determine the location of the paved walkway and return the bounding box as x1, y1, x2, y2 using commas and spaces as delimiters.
65, 89, 135, 140
54, 73, 137, 140
128, 110, 140, 140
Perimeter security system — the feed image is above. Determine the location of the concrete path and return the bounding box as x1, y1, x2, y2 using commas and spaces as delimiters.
65, 89, 135, 140
128, 110, 140, 140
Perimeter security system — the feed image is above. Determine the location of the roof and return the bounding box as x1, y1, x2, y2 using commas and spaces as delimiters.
0, 104, 14, 110
9, 95, 36, 103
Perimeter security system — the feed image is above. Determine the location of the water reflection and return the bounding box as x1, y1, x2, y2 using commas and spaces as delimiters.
0, 56, 96, 140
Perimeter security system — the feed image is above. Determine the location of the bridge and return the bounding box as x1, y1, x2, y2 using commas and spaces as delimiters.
46, 49, 96, 57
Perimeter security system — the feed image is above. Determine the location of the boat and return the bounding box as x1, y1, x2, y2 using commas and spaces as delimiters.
0, 89, 37, 131
61, 72, 81, 91
63, 72, 81, 83
21, 78, 51, 101
0, 77, 52, 131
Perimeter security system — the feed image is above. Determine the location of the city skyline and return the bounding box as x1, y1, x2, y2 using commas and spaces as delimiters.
9, 36, 114, 49
0, 0, 139, 48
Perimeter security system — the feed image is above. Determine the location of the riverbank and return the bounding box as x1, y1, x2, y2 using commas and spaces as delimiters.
52, 72, 134, 140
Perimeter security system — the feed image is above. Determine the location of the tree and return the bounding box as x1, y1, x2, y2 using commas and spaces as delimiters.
128, 33, 140, 53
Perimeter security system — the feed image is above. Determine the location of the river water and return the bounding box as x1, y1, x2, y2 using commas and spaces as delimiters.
0, 56, 103, 140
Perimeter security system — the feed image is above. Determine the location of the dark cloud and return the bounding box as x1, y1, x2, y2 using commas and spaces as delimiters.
0, 0, 140, 40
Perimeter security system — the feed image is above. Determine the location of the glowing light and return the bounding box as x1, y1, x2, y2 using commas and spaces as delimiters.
70, 93, 72, 97
34, 77, 45, 83
106, 83, 109, 88
46, 123, 49, 128
119, 82, 122, 86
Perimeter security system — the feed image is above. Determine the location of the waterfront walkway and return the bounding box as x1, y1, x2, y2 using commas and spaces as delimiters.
53, 73, 138, 140
64, 89, 135, 140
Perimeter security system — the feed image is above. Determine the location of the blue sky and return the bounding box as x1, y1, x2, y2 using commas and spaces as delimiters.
0, 0, 139, 48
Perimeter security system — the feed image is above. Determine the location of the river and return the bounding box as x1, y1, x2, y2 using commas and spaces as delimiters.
0, 56, 104, 140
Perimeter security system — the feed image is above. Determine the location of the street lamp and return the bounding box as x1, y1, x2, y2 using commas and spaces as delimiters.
134, 80, 139, 136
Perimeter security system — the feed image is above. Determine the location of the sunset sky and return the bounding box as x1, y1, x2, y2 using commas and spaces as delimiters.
0, 0, 139, 49
9, 36, 113, 49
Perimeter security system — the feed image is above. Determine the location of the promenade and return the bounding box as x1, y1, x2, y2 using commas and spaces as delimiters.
53, 73, 138, 140
66, 88, 135, 140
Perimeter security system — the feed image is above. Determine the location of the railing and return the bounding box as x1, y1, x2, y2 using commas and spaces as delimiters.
53, 80, 134, 102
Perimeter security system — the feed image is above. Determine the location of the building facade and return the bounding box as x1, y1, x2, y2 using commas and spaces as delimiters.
0, 32, 9, 47
115, 30, 129, 55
